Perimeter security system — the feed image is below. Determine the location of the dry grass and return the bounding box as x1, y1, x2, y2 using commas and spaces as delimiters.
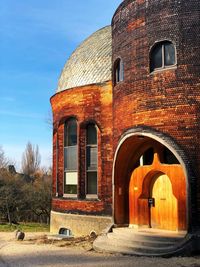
25, 234, 96, 251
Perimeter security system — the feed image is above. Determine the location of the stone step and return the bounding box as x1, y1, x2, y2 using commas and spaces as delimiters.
94, 235, 189, 256
93, 235, 177, 256
107, 237, 175, 252
93, 227, 189, 257
112, 228, 185, 242
107, 232, 176, 247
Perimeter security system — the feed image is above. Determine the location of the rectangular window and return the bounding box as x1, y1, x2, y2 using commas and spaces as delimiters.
56, 135, 59, 196
86, 145, 97, 195
87, 172, 97, 195
64, 172, 78, 195
86, 146, 97, 170
64, 119, 78, 196
64, 146, 78, 171
151, 45, 162, 70
164, 43, 175, 66
86, 124, 98, 196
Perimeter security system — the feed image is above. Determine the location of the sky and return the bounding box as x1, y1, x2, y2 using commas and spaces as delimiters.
0, 0, 122, 170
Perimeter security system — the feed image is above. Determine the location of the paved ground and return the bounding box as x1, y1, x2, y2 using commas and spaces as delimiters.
1, 232, 200, 267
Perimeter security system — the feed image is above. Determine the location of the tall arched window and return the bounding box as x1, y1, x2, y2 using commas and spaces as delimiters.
64, 118, 78, 196
86, 124, 98, 196
150, 41, 176, 72
114, 58, 124, 84
56, 132, 59, 196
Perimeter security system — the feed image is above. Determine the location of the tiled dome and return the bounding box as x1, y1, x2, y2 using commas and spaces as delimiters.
57, 26, 112, 92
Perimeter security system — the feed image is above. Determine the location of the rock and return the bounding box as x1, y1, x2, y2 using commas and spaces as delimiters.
16, 231, 25, 241
14, 229, 20, 238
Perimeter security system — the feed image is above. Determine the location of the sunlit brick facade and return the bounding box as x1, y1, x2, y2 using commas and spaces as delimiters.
50, 0, 200, 254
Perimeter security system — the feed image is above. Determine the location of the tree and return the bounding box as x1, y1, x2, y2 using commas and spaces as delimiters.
0, 145, 52, 224
21, 142, 41, 177
0, 165, 52, 224
0, 172, 25, 224
0, 146, 9, 169
23, 173, 52, 223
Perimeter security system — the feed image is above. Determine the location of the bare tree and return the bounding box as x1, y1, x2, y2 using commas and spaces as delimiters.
0, 146, 8, 169
45, 108, 53, 130
21, 142, 41, 176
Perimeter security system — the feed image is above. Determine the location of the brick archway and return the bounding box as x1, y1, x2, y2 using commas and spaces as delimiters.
113, 130, 188, 231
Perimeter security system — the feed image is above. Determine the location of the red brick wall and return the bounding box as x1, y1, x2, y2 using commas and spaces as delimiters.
50, 81, 113, 216
112, 0, 200, 227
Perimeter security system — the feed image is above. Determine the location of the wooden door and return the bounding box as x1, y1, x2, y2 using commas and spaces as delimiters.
151, 174, 178, 230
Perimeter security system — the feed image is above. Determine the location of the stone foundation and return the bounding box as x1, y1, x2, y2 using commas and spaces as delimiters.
50, 210, 113, 236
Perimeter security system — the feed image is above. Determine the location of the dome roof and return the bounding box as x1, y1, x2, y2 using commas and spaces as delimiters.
57, 26, 112, 92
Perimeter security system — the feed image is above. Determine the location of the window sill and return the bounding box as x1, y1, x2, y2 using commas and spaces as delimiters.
63, 194, 77, 199
86, 194, 99, 200
150, 65, 177, 75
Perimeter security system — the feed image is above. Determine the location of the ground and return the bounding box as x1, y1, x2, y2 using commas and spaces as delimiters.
0, 232, 200, 267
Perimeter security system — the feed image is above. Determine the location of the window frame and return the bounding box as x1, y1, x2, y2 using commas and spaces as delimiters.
63, 118, 78, 198
85, 123, 98, 199
56, 132, 59, 197
150, 40, 177, 73
114, 58, 124, 85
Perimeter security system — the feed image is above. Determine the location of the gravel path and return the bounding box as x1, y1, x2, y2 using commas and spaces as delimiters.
0, 232, 200, 267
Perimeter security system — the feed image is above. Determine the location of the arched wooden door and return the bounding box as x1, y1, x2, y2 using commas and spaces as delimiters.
150, 174, 178, 231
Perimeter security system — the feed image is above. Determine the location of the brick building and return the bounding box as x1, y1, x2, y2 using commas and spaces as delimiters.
50, 0, 200, 256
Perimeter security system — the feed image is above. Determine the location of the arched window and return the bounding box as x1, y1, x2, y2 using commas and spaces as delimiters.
114, 58, 124, 84
64, 118, 78, 196
86, 124, 98, 195
56, 132, 59, 196
150, 41, 176, 72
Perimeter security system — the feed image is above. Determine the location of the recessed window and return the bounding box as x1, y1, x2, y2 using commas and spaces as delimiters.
64, 118, 78, 196
56, 133, 59, 196
140, 148, 154, 166
150, 41, 176, 72
161, 148, 179, 164
114, 58, 124, 84
86, 124, 98, 195
59, 228, 72, 236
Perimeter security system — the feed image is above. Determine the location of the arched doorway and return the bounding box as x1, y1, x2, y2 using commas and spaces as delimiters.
150, 174, 178, 230
113, 131, 188, 232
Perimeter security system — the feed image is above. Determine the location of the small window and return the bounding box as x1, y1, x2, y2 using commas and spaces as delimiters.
59, 228, 72, 236
64, 118, 78, 196
150, 41, 176, 72
114, 58, 124, 84
140, 148, 154, 166
86, 124, 98, 195
161, 148, 179, 164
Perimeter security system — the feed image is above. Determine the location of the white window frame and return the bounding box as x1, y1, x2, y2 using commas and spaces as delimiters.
85, 124, 98, 199
63, 119, 78, 199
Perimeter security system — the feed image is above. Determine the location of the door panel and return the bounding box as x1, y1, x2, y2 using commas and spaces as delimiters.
151, 174, 177, 230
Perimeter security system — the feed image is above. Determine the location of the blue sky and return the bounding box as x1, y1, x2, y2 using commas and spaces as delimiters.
0, 0, 121, 170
